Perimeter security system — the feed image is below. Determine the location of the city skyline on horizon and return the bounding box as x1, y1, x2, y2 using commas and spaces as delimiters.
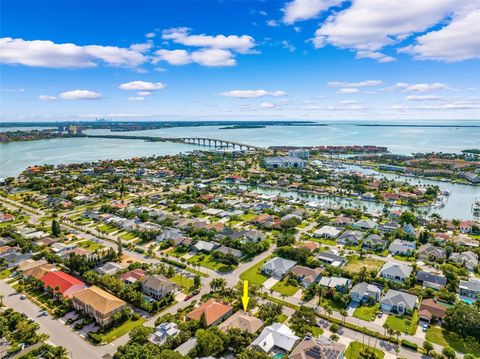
1, 0, 480, 122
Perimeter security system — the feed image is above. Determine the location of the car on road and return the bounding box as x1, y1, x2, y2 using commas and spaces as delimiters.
39, 310, 48, 316
20, 295, 26, 300
184, 295, 192, 301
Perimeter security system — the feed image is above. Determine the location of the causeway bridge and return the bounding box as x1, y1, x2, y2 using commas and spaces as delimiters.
166, 137, 264, 151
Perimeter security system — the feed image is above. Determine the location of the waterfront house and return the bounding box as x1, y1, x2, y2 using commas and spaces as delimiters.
449, 251, 478, 271
71, 286, 127, 326
417, 244, 446, 262
289, 265, 323, 287
186, 299, 233, 326
379, 263, 413, 282
39, 271, 86, 299
142, 275, 177, 300
403, 223, 418, 238
353, 219, 377, 230
262, 257, 297, 278
150, 322, 180, 344
251, 323, 300, 354
416, 271, 447, 290
459, 278, 480, 302
418, 299, 448, 323
218, 311, 263, 334
333, 216, 354, 227
378, 221, 401, 233
380, 289, 418, 315
388, 239, 416, 256
289, 335, 346, 359
316, 250, 347, 267
313, 226, 341, 239
264, 156, 306, 169
350, 282, 381, 303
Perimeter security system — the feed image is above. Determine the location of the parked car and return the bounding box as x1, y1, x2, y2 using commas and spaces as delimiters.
20, 295, 26, 300
40, 310, 48, 316
422, 323, 429, 332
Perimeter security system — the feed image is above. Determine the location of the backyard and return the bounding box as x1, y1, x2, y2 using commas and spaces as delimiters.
239, 257, 270, 285
385, 310, 418, 335
426, 326, 480, 357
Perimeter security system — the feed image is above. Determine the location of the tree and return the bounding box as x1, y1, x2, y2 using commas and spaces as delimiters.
117, 238, 123, 257
193, 275, 201, 288
442, 346, 456, 359
129, 325, 153, 344
339, 309, 348, 325
51, 220, 61, 237
329, 323, 339, 333
194, 327, 225, 357
443, 302, 480, 339
423, 341, 434, 355
209, 278, 227, 292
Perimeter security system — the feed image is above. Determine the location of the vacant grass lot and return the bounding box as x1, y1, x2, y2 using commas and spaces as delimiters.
271, 278, 300, 296
385, 310, 418, 335
97, 224, 117, 233
78, 240, 104, 251
119, 232, 136, 241
98, 317, 146, 344
187, 253, 235, 273
343, 256, 385, 274
353, 303, 379, 322
239, 257, 270, 285
240, 213, 257, 221
170, 274, 194, 290
345, 341, 385, 359
426, 326, 480, 357
0, 268, 13, 279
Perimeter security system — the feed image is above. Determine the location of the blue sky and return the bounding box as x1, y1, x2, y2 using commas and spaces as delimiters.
1, 0, 479, 122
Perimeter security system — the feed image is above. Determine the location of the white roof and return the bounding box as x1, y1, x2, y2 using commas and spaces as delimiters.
251, 323, 299, 352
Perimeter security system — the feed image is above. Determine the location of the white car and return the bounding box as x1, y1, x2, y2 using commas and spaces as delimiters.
422, 323, 429, 332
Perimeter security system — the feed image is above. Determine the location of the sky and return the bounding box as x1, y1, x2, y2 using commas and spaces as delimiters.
1, 0, 480, 122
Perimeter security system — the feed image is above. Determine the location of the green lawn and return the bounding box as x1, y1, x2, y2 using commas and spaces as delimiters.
0, 268, 13, 279
353, 303, 379, 322
97, 224, 117, 233
343, 256, 385, 274
426, 326, 480, 357
119, 232, 136, 241
98, 318, 147, 344
170, 274, 194, 290
385, 311, 418, 335
239, 257, 270, 285
187, 253, 235, 273
392, 255, 415, 262
277, 313, 288, 323
78, 240, 104, 251
345, 341, 385, 359
271, 278, 300, 296
240, 213, 257, 221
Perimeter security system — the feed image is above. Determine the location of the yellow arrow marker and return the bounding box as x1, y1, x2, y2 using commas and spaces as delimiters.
242, 280, 249, 312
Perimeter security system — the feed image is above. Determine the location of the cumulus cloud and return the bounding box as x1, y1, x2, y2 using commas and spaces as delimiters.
38, 95, 58, 101
399, 9, 480, 62
406, 95, 442, 101
119, 81, 166, 91
337, 88, 359, 94
328, 80, 382, 87
0, 37, 148, 68
266, 19, 279, 27
190, 48, 236, 67
59, 90, 102, 100
162, 27, 256, 54
155, 49, 192, 65
260, 102, 276, 108
220, 89, 287, 98
312, 0, 476, 62
283, 0, 344, 24
405, 83, 449, 92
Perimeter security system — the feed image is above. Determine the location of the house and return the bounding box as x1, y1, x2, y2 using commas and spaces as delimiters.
403, 223, 417, 238
289, 335, 346, 359
142, 275, 177, 300
380, 289, 418, 315
459, 220, 478, 234
175, 338, 197, 356
417, 244, 446, 262
194, 240, 219, 253
316, 250, 346, 267
262, 257, 297, 278
97, 262, 124, 276
289, 266, 323, 287
119, 268, 146, 284
21, 261, 56, 280
378, 221, 401, 233
173, 236, 193, 247
314, 226, 340, 239
363, 234, 387, 251
216, 245, 243, 258
459, 279, 480, 302
337, 230, 363, 245
50, 242, 77, 254
186, 299, 233, 326
156, 228, 185, 242
353, 219, 377, 230
71, 286, 127, 326
416, 271, 447, 290
218, 311, 263, 334
39, 271, 86, 298
318, 277, 351, 293
449, 251, 478, 271
150, 322, 180, 344
332, 216, 353, 227
264, 156, 306, 169
418, 299, 448, 323
350, 282, 381, 303
388, 239, 416, 256
379, 263, 413, 282
251, 323, 300, 354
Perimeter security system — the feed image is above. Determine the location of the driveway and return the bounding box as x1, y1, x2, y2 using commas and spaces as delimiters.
263, 277, 279, 290
347, 300, 360, 316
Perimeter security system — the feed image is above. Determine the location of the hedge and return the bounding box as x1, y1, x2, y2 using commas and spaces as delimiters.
401, 339, 418, 351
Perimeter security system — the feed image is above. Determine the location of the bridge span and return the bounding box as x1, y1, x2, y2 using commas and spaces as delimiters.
166, 137, 264, 151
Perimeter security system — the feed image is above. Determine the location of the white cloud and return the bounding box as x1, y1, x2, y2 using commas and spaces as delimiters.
59, 90, 102, 100
145, 32, 156, 38
190, 48, 236, 67
0, 37, 148, 68
137, 91, 152, 96
406, 95, 442, 101
337, 88, 359, 94
260, 102, 276, 108
283, 0, 343, 24
355, 51, 396, 63
328, 80, 382, 87
312, 1, 476, 62
220, 89, 287, 98
128, 97, 144, 101
266, 19, 279, 27
399, 9, 480, 62
38, 95, 58, 101
119, 81, 166, 91
155, 49, 192, 65
282, 40, 296, 52
405, 83, 449, 92
162, 27, 256, 54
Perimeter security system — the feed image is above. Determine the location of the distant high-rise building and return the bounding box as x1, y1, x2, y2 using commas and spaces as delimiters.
288, 149, 310, 160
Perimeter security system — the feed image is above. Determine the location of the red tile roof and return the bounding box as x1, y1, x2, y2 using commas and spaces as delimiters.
187, 299, 233, 326
40, 271, 85, 296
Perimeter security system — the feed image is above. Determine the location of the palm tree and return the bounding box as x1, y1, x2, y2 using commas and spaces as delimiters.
325, 306, 333, 317
0, 294, 4, 307
340, 309, 348, 325
317, 286, 325, 309
382, 323, 389, 337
